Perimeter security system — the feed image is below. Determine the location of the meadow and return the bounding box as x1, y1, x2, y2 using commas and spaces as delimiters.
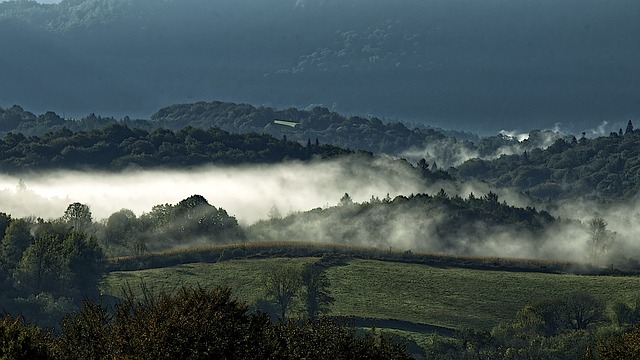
103, 254, 640, 331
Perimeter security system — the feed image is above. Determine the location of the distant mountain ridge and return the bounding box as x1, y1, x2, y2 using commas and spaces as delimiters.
1, 0, 639, 133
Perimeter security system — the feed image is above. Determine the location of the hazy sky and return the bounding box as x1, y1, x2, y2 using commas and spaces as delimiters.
1, 0, 638, 134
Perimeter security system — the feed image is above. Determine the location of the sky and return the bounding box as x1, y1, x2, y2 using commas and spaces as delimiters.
1, 0, 638, 135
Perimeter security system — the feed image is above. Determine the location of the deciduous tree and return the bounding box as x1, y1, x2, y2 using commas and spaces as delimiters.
264, 264, 302, 321
62, 203, 92, 233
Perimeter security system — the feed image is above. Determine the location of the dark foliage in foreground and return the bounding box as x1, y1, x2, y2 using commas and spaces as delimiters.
0, 286, 412, 359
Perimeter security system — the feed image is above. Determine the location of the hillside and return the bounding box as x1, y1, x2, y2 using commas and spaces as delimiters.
0, 102, 569, 169
455, 129, 640, 200
7, 102, 640, 203
103, 255, 640, 331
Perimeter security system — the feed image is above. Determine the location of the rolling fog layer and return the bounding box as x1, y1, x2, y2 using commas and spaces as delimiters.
1, 155, 639, 263
0, 158, 428, 224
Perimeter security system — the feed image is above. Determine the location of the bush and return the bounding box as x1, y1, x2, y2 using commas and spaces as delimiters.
53, 285, 412, 359
0, 315, 53, 359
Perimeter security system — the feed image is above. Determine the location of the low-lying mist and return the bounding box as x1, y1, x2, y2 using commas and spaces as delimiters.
1, 154, 639, 265
0, 156, 431, 224
400, 127, 571, 169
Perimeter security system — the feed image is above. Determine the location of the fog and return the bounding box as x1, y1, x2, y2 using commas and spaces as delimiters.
0, 157, 428, 224
1, 153, 639, 264
400, 127, 568, 169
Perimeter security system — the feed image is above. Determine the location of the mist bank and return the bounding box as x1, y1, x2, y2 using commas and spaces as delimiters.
0, 156, 431, 224
1, 155, 639, 265
1, 0, 639, 133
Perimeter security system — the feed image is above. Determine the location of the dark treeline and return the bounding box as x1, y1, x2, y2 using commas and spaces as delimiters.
249, 191, 555, 253
0, 118, 350, 172
0, 102, 564, 165
0, 102, 477, 156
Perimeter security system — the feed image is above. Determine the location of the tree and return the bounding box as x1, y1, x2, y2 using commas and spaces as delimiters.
267, 204, 282, 220
56, 286, 267, 360
339, 193, 353, 206
514, 298, 570, 336
62, 232, 105, 298
1, 219, 33, 272
13, 234, 68, 295
0, 213, 11, 241
593, 324, 640, 360
104, 209, 138, 252
301, 264, 334, 319
264, 264, 302, 321
62, 203, 92, 233
586, 217, 615, 263
564, 292, 604, 330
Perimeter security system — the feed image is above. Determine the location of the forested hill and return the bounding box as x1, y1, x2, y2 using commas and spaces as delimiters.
454, 130, 640, 201
150, 101, 479, 155
0, 102, 474, 154
0, 102, 568, 167
0, 123, 350, 172
5, 102, 640, 202
248, 191, 558, 259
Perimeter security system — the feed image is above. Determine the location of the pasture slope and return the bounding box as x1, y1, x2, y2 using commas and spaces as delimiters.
102, 242, 640, 333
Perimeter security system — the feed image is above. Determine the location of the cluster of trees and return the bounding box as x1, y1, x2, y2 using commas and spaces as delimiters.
455, 129, 640, 200
259, 263, 334, 322
0, 194, 244, 327
249, 190, 555, 254
0, 121, 349, 171
150, 101, 475, 156
0, 286, 412, 359
422, 292, 640, 359
0, 204, 104, 328
101, 195, 244, 255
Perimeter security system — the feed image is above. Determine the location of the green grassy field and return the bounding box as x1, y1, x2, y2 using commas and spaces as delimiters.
102, 257, 640, 331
